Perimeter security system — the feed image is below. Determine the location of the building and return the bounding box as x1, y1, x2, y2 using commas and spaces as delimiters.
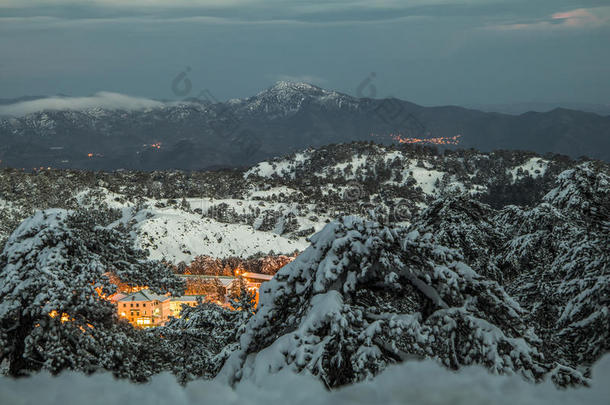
179, 275, 237, 295
113, 273, 275, 328
240, 272, 273, 288
169, 295, 206, 318
115, 289, 171, 327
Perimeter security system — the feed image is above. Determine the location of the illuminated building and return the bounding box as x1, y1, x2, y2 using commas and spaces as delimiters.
116, 290, 171, 328
169, 295, 206, 317
113, 272, 274, 327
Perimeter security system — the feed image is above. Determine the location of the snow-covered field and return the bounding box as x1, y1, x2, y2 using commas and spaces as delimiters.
1, 355, 608, 405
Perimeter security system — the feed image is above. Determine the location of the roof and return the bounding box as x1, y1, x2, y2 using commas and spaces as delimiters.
118, 289, 170, 303
241, 272, 273, 281
218, 278, 238, 288
108, 293, 127, 302
171, 295, 206, 302
178, 275, 237, 288
178, 275, 235, 279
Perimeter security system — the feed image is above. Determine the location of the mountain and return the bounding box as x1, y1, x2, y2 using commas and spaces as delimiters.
1, 82, 609, 171
469, 102, 610, 116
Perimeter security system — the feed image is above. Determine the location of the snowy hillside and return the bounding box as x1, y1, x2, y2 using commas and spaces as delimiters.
72, 188, 315, 263
133, 207, 307, 263
0, 142, 600, 263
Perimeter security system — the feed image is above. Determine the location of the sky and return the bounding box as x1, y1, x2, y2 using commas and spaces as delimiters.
1, 0, 609, 107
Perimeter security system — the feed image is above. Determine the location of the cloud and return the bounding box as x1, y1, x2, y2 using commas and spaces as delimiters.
0, 0, 251, 8
551, 8, 602, 27
0, 0, 564, 25
485, 7, 610, 31
0, 92, 170, 116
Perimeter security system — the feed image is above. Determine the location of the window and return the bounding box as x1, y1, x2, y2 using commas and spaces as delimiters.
136, 303, 139, 307
130, 303, 133, 307
123, 303, 126, 307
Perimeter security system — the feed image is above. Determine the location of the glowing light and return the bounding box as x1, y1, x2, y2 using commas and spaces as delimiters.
372, 133, 462, 146
49, 310, 71, 323
136, 318, 151, 325
87, 153, 93, 157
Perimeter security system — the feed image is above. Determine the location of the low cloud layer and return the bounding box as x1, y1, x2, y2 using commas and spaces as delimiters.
0, 92, 167, 116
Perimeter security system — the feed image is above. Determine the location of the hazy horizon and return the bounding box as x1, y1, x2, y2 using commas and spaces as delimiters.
1, 86, 610, 118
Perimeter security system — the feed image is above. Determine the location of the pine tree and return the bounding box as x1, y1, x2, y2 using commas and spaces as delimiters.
157, 296, 254, 384
499, 163, 610, 380
411, 196, 507, 282
221, 216, 551, 388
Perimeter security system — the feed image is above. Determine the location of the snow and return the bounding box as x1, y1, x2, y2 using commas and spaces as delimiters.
379, 157, 457, 196
192, 197, 327, 235
407, 165, 446, 195
73, 187, 133, 212
70, 190, 321, 263
320, 155, 369, 180
244, 147, 471, 198
133, 207, 308, 263
509, 158, 548, 183
248, 186, 300, 199
1, 354, 609, 405
244, 152, 309, 179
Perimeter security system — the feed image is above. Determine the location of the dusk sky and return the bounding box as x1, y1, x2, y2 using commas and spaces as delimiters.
1, 0, 609, 106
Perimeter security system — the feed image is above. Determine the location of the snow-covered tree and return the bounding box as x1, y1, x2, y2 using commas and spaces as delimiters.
499, 163, 610, 379
0, 208, 184, 378
155, 301, 238, 384
221, 216, 550, 388
228, 277, 257, 313
411, 196, 507, 282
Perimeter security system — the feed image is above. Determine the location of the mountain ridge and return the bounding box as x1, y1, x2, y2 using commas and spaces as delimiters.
1, 81, 609, 170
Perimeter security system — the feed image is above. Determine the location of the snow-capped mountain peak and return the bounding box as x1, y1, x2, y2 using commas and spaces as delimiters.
236, 80, 355, 117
